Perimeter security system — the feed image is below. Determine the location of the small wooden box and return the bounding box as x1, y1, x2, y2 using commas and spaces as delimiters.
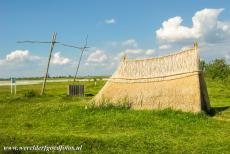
68, 85, 84, 96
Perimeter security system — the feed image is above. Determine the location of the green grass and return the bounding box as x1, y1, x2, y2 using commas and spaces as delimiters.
0, 78, 229, 153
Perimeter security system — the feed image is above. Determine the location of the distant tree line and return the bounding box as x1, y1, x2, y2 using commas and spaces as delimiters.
0, 75, 110, 81
200, 58, 230, 82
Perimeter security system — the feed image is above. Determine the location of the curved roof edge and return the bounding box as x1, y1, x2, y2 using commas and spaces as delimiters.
124, 47, 197, 62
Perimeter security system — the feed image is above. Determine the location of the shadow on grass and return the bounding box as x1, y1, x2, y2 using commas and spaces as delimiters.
85, 93, 94, 97
209, 106, 230, 116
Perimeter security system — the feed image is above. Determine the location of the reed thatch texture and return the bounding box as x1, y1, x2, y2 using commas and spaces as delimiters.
93, 47, 210, 113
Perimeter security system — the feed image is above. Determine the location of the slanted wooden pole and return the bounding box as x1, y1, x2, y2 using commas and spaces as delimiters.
61, 35, 89, 85
40, 32, 57, 95
73, 48, 84, 83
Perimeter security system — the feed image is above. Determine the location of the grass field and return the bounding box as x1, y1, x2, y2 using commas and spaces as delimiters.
0, 78, 229, 153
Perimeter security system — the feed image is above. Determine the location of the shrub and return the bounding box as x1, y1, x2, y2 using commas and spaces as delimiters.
204, 58, 230, 82
24, 90, 37, 97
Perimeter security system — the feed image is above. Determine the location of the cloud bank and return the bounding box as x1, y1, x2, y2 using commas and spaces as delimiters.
155, 8, 230, 63
87, 49, 108, 63
156, 8, 230, 43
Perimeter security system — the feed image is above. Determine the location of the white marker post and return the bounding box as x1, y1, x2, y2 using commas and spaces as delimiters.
11, 77, 16, 94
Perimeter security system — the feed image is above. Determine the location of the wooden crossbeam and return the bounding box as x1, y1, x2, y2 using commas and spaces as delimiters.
61, 35, 89, 84
17, 32, 58, 95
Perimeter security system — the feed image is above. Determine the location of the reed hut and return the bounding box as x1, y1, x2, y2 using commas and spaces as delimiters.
93, 44, 210, 113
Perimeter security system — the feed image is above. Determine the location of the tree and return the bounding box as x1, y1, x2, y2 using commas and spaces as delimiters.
205, 58, 230, 81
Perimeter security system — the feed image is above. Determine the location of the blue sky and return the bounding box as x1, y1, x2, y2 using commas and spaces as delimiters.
1, 0, 230, 78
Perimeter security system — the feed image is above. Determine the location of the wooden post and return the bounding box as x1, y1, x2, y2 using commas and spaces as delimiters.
40, 32, 57, 95
11, 81, 12, 94
11, 77, 16, 95
15, 83, 16, 94
194, 41, 200, 71
194, 41, 198, 49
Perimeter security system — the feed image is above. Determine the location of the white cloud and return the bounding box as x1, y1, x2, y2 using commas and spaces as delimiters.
113, 52, 126, 61
105, 18, 116, 24
156, 16, 196, 42
159, 44, 171, 50
51, 52, 71, 65
180, 46, 191, 51
218, 21, 230, 33
145, 49, 156, 55
122, 39, 138, 48
0, 59, 5, 65
156, 8, 228, 42
106, 39, 138, 49
124, 49, 143, 54
6, 50, 29, 61
0, 50, 40, 65
124, 49, 156, 56
87, 49, 108, 63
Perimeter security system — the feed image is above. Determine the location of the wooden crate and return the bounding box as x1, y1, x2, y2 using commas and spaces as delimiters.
68, 85, 84, 96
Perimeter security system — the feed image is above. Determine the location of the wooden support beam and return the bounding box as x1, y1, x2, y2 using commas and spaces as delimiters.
40, 32, 57, 95
73, 48, 84, 83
